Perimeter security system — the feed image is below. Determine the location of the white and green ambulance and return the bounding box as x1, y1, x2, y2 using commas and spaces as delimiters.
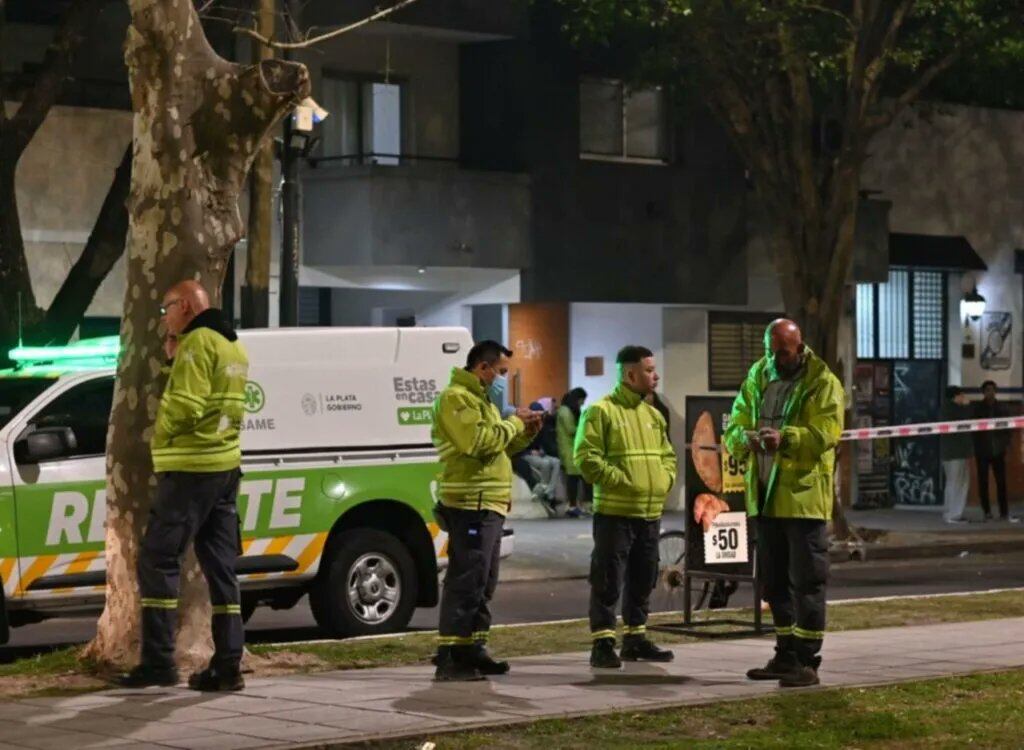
0, 326, 506, 644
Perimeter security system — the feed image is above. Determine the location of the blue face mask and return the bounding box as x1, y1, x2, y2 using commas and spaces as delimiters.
488, 374, 507, 407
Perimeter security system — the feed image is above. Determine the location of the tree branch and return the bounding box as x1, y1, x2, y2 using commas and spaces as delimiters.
865, 47, 962, 132
9, 0, 106, 156
33, 145, 132, 345
236, 0, 422, 50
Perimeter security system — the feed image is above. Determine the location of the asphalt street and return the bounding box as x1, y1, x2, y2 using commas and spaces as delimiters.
3, 549, 1023, 661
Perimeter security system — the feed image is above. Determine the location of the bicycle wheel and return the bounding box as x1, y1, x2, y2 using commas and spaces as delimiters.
652, 530, 687, 614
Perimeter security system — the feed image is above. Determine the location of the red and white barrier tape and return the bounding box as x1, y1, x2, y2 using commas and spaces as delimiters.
840, 416, 1024, 442
688, 415, 1024, 452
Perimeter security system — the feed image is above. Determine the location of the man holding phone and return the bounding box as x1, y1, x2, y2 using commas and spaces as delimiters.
723, 319, 844, 688
430, 340, 541, 681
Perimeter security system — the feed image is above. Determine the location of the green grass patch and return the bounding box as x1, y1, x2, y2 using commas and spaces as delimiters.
358, 669, 1024, 749
0, 646, 82, 679
249, 589, 1024, 672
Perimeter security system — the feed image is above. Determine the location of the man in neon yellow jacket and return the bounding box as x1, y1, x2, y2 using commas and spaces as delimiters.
723, 319, 844, 688
431, 340, 541, 681
119, 280, 249, 692
575, 345, 677, 669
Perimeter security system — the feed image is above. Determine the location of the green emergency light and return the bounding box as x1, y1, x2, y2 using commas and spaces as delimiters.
6, 336, 121, 371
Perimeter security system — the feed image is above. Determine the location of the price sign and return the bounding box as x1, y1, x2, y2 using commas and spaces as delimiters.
703, 511, 749, 565
721, 447, 748, 494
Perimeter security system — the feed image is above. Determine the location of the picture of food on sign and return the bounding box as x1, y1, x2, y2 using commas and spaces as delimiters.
694, 493, 731, 533
691, 410, 722, 493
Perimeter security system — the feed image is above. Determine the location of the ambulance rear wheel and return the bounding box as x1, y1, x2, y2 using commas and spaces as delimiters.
310, 529, 418, 637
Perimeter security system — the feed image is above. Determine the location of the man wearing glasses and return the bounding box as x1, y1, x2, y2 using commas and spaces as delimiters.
723, 319, 844, 688
118, 280, 250, 691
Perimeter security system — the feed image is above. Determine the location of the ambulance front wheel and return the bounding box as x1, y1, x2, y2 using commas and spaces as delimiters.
310, 528, 418, 637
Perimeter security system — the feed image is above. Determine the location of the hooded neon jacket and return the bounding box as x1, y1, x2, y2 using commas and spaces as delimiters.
723, 349, 844, 520
432, 367, 533, 515
573, 383, 677, 519
151, 309, 249, 473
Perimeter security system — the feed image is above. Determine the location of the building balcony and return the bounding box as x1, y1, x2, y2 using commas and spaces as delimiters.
301, 161, 531, 271
302, 0, 528, 42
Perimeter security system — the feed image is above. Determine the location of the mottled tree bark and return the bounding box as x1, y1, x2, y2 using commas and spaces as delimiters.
84, 0, 308, 670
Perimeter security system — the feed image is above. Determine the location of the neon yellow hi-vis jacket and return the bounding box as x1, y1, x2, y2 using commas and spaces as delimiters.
151, 312, 249, 474
431, 367, 533, 515
573, 384, 677, 520
722, 348, 844, 520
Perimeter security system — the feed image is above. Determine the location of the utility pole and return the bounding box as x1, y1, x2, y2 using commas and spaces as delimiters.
242, 0, 275, 328
278, 0, 300, 327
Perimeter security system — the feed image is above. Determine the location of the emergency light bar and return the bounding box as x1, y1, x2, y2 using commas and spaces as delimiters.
7, 336, 120, 366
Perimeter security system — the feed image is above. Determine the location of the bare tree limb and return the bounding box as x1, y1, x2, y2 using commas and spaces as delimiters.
865, 47, 962, 132
9, 0, 106, 155
236, 0, 421, 49
31, 145, 132, 345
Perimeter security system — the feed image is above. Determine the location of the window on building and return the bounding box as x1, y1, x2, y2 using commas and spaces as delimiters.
579, 77, 668, 163
856, 269, 946, 360
320, 74, 403, 165
708, 312, 779, 391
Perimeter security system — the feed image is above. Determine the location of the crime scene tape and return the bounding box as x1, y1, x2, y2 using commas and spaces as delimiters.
688, 415, 1024, 453
839, 415, 1024, 442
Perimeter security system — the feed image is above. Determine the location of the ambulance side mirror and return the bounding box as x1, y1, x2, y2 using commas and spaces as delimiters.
14, 426, 78, 464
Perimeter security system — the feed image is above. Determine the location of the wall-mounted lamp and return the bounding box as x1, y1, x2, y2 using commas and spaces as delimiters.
961, 286, 987, 322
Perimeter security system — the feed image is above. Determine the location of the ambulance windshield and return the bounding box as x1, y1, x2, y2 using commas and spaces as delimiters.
0, 378, 57, 430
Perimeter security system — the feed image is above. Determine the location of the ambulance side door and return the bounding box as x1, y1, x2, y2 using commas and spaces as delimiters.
9, 376, 113, 601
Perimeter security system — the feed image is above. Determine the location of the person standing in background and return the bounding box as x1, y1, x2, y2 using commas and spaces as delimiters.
973, 380, 1017, 522
558, 387, 590, 518
941, 387, 972, 524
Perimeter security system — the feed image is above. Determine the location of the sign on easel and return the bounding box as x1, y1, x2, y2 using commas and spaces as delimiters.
703, 511, 749, 565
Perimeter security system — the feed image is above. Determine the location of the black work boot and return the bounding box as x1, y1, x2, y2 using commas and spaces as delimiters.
746, 649, 801, 681
780, 655, 821, 688
589, 637, 622, 669
621, 635, 674, 663
434, 645, 485, 682
470, 642, 510, 675
188, 664, 245, 692
115, 663, 179, 688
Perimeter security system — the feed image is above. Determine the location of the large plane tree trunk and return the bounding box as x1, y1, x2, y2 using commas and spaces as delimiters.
84, 0, 308, 670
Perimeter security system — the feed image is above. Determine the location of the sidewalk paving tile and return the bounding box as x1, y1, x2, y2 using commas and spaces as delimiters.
187, 716, 352, 743
3, 617, 1024, 749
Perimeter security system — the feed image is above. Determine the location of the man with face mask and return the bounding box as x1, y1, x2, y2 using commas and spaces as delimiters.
575, 346, 678, 668
723, 319, 844, 688
431, 340, 541, 681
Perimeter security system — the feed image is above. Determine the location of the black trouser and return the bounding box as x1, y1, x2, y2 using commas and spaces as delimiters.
757, 516, 828, 667
438, 507, 504, 647
138, 469, 243, 671
977, 453, 1008, 518
566, 475, 591, 508
589, 513, 660, 641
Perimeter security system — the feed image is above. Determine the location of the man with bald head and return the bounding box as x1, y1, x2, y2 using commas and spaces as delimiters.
723, 319, 843, 687
119, 280, 250, 691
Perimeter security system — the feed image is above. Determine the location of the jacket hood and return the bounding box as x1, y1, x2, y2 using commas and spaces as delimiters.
183, 308, 238, 342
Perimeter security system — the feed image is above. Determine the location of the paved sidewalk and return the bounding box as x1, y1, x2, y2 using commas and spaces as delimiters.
2, 617, 1023, 749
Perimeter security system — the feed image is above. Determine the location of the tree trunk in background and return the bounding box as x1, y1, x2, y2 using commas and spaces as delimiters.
242, 0, 276, 329
84, 0, 308, 670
